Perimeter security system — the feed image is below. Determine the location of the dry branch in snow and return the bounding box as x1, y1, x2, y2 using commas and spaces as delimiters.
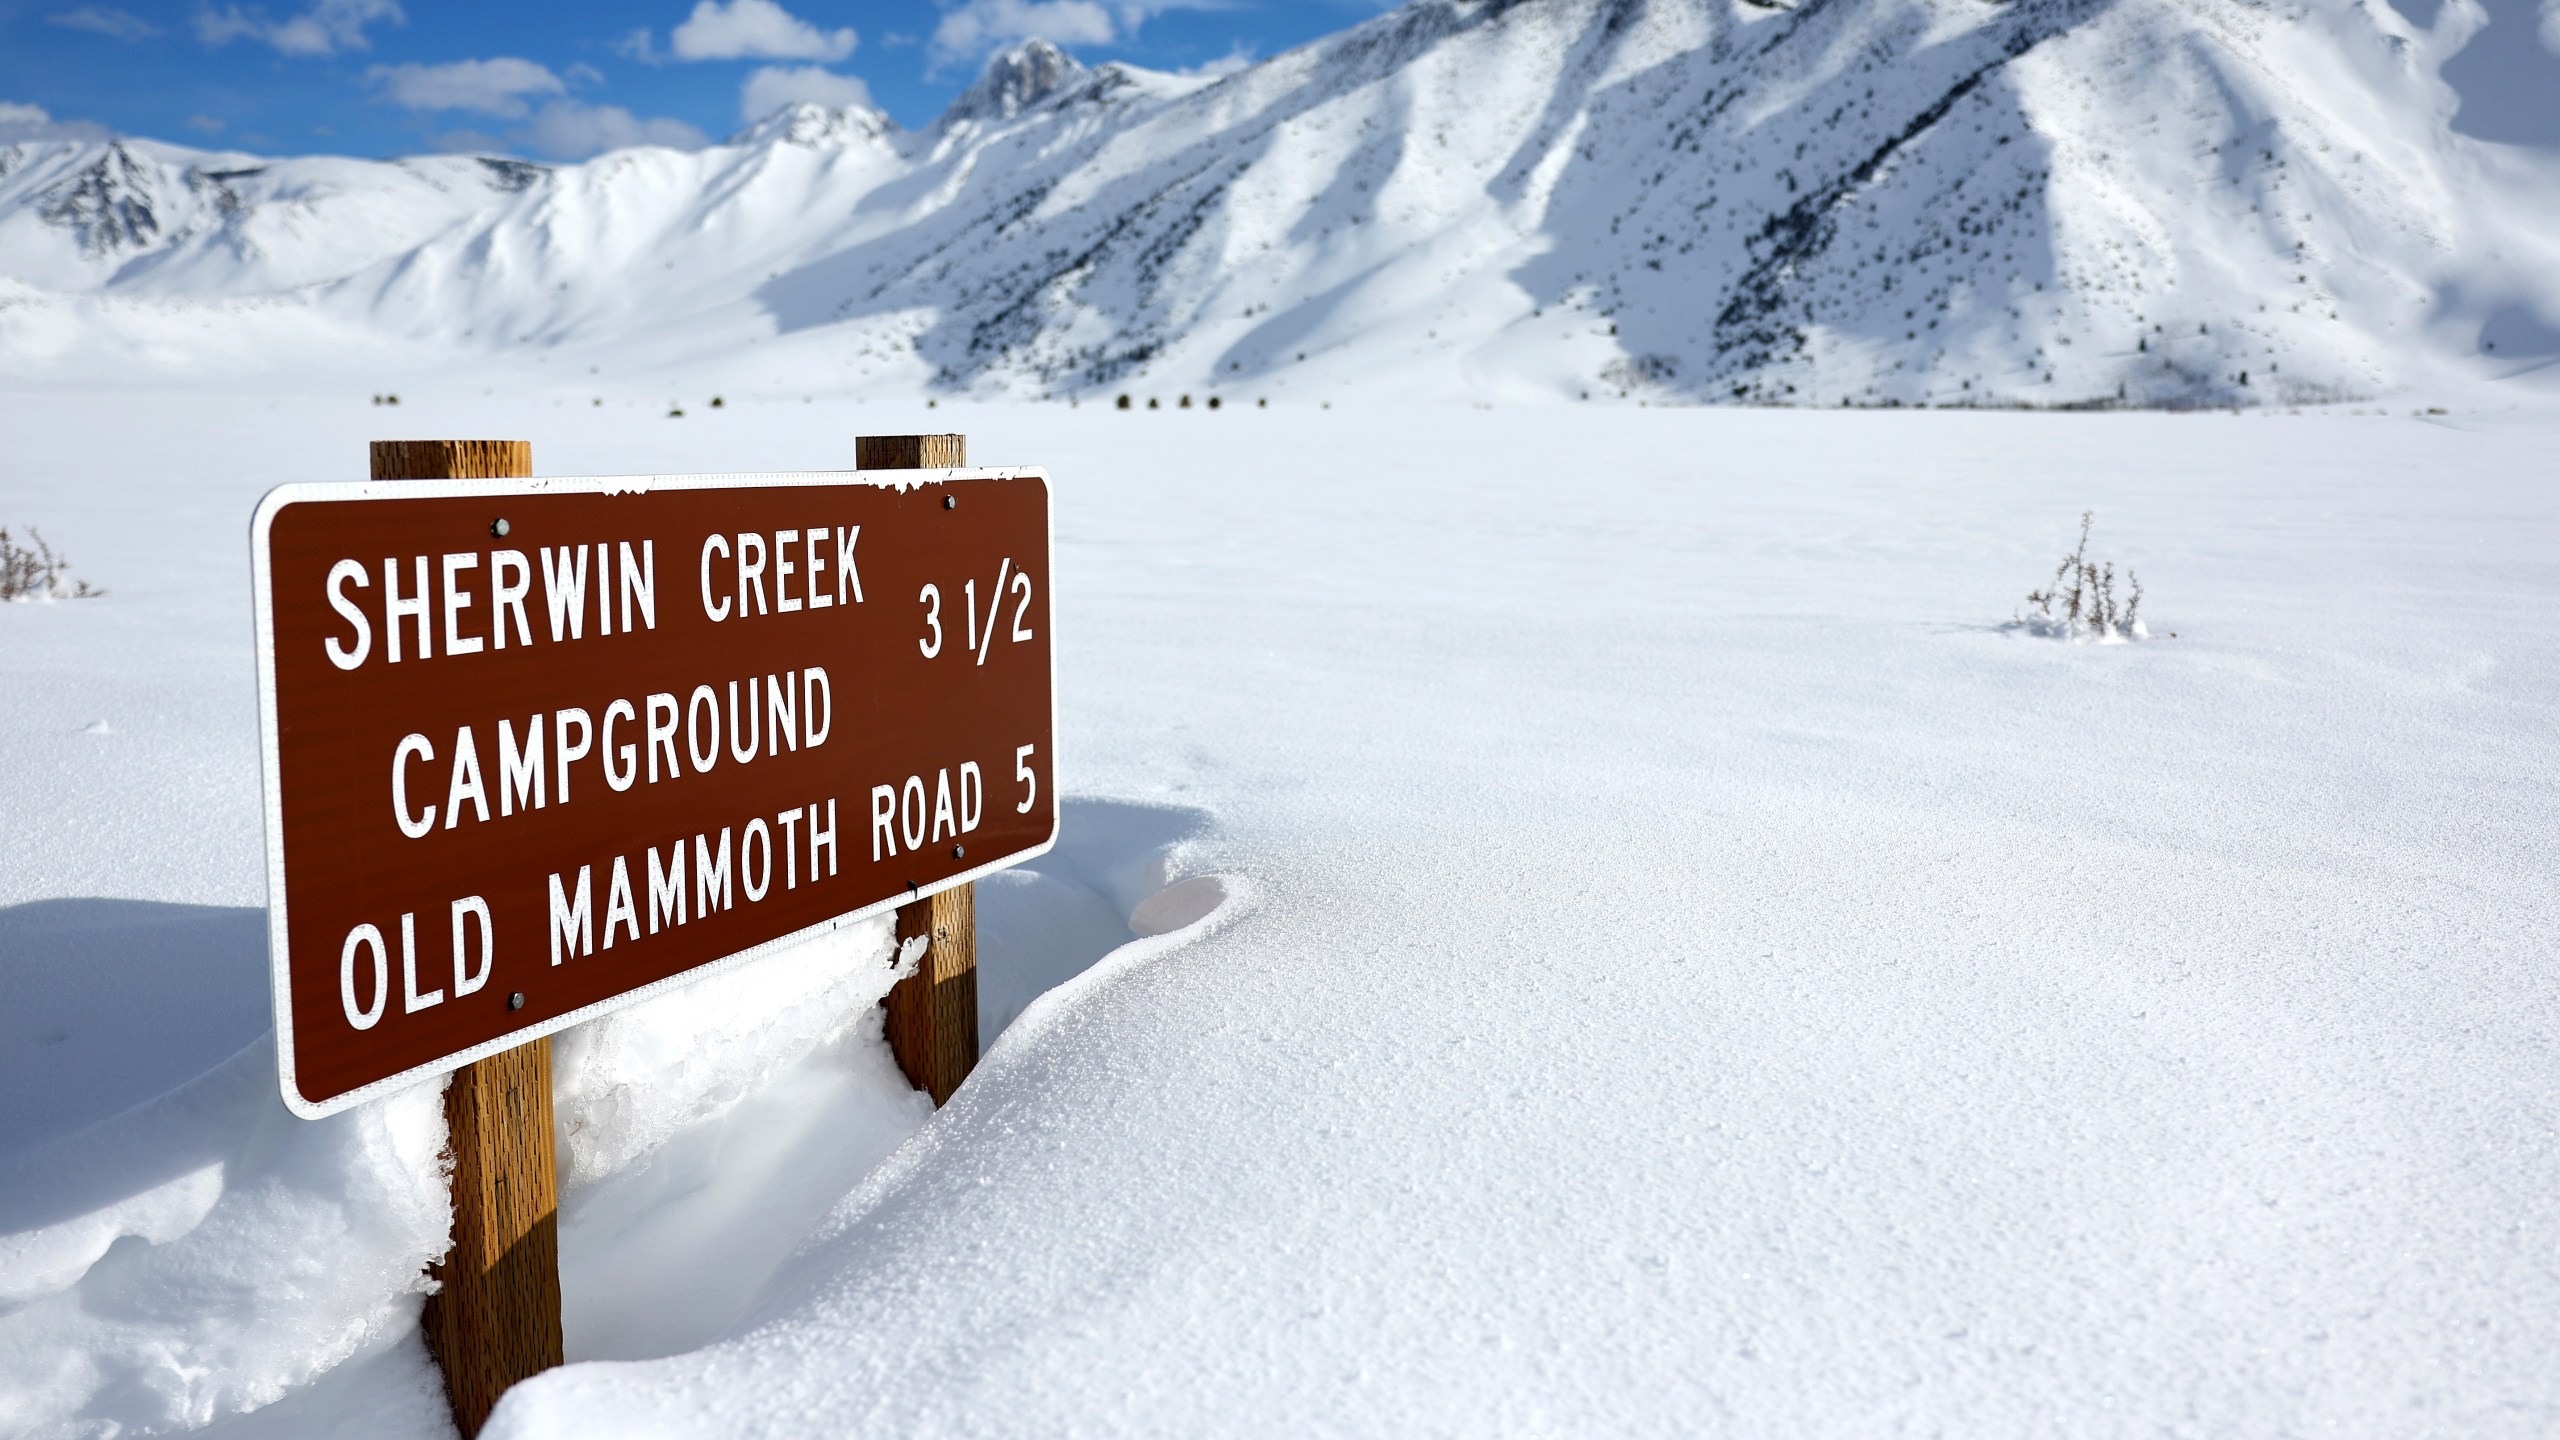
2017, 511, 2142, 641
0, 526, 102, 601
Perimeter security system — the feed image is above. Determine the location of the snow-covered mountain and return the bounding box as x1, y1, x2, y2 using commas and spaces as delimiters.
2, 0, 2556, 406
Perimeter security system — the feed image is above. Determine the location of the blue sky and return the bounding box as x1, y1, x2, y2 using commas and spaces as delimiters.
0, 0, 1388, 158
2, 0, 2550, 159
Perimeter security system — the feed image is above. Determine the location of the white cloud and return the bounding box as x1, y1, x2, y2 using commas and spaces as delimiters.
196, 0, 402, 57
739, 64, 873, 121
517, 100, 708, 160
0, 100, 105, 141
184, 114, 227, 133
668, 0, 856, 61
370, 58, 565, 118
48, 6, 161, 41
1171, 41, 1254, 80
2540, 0, 2560, 57
930, 0, 1112, 68
925, 0, 1224, 71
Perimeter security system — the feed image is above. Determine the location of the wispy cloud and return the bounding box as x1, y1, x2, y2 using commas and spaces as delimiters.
926, 0, 1219, 72
516, 101, 708, 160
1171, 41, 1255, 80
739, 64, 872, 121
195, 0, 403, 57
47, 6, 161, 41
0, 99, 110, 140
931, 0, 1111, 69
369, 57, 565, 118
354, 43, 708, 162
627, 0, 858, 63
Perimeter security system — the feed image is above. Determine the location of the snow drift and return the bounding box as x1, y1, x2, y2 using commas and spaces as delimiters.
5, 384, 2558, 1436
0, 745, 1225, 1436
2, 0, 2557, 405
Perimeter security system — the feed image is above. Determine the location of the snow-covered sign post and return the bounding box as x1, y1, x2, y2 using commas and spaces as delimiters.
248, 435, 1053, 1434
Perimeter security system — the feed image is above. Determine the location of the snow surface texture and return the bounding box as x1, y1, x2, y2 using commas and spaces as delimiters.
2, 389, 2555, 1435
2, 0, 2559, 407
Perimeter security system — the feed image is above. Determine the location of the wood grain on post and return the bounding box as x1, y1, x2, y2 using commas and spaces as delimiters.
855, 433, 967, 471
371, 439, 532, 481
372, 439, 563, 1438
890, 882, 978, 1107
427, 1041, 563, 1435
864, 433, 981, 1106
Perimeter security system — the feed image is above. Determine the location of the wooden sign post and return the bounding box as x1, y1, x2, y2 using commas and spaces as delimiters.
253, 434, 1049, 1435
864, 434, 981, 1107
371, 441, 562, 1440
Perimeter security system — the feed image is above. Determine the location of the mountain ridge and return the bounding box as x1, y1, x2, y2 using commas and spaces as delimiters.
1, 0, 2554, 405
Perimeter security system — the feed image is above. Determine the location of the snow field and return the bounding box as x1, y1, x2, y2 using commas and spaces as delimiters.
5, 390, 2554, 1434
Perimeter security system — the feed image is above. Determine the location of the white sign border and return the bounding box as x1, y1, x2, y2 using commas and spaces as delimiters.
250, 466, 1059, 1120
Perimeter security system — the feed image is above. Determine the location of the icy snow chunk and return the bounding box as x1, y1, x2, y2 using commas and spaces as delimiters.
551, 915, 899, 1191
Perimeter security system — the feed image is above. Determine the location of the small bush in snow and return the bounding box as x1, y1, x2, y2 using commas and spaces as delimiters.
2016, 511, 2144, 641
1, 526, 102, 601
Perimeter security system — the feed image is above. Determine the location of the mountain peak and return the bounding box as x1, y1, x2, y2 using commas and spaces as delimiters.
731, 101, 893, 151
941, 38, 1085, 127
38, 140, 166, 259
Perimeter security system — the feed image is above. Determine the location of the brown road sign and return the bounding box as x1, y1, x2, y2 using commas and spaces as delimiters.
251, 469, 1056, 1117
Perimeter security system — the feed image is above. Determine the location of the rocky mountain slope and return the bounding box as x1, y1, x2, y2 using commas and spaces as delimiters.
2, 0, 2555, 406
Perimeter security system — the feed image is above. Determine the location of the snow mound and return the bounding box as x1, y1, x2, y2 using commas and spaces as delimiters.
0, 758, 1235, 1436
0, 904, 902, 1438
